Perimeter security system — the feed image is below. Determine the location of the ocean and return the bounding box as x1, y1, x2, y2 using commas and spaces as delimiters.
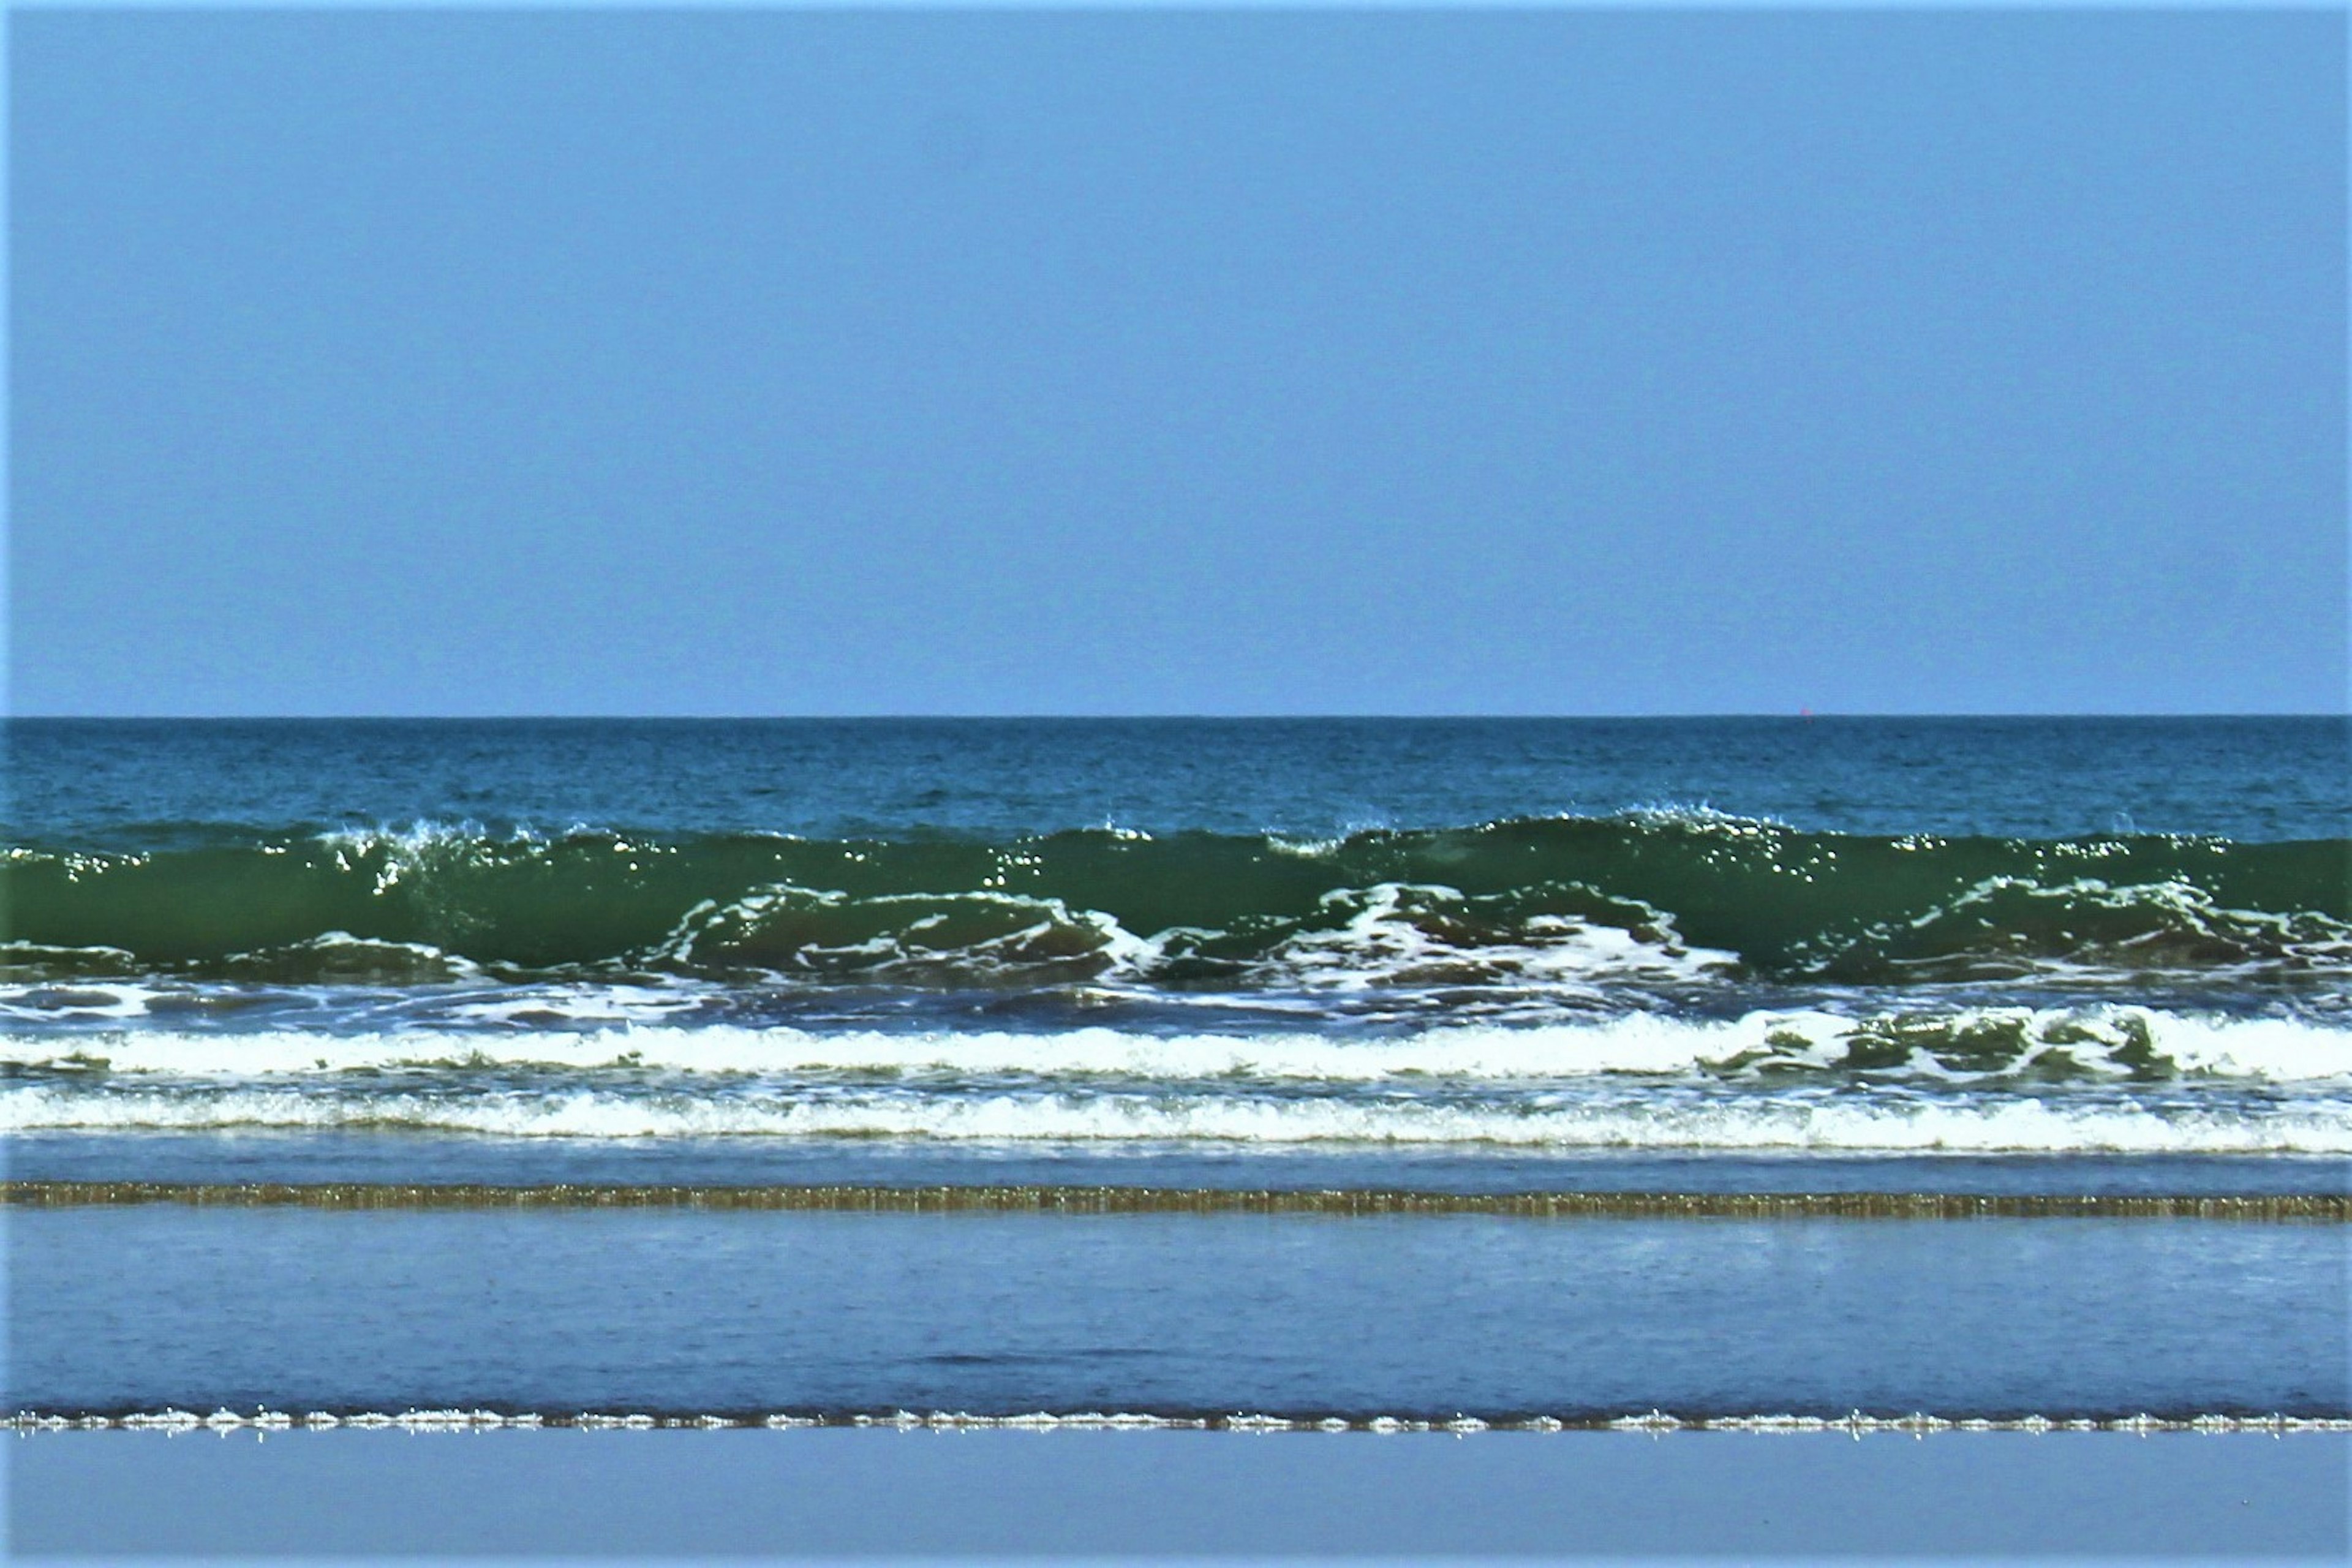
6, 715, 2348, 1431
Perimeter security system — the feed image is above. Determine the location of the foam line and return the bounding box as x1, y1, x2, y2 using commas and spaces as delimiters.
5, 1181, 2342, 1221
13, 1083, 2349, 1152
8, 1408, 2350, 1434
8, 1009, 2343, 1082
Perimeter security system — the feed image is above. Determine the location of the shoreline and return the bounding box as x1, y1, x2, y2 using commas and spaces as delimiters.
6, 1180, 2344, 1220
13, 1409, 2352, 1434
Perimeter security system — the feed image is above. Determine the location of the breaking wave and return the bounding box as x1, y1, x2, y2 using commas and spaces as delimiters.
4, 815, 2343, 995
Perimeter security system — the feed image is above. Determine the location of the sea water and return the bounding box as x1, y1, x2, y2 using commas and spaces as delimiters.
6, 717, 2346, 1422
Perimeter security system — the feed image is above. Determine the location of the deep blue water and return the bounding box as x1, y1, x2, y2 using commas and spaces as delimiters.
10, 715, 2345, 844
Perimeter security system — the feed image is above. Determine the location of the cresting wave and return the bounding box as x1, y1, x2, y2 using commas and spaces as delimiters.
6, 815, 2345, 990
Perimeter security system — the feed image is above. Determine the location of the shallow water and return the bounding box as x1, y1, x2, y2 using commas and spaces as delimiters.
12, 1205, 2344, 1420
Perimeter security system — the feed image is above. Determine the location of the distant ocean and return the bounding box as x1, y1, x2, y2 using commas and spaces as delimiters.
8, 717, 2348, 1427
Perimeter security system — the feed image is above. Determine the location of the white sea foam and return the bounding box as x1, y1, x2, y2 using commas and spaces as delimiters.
0, 986, 168, 1022
650, 875, 1740, 993
655, 883, 1166, 979
4, 1008, 2342, 1082
6, 1078, 2350, 1153
14, 1408, 2346, 1434
1853, 875, 2352, 973
1246, 881, 1735, 993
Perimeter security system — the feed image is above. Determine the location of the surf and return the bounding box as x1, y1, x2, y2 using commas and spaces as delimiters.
4, 814, 2344, 991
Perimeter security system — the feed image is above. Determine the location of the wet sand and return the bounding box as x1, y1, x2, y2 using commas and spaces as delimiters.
11, 1428, 2346, 1559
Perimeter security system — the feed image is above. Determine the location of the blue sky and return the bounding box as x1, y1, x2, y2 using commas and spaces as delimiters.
9, 7, 2345, 715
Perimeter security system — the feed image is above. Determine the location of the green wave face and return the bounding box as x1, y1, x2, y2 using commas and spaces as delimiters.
3, 816, 2345, 987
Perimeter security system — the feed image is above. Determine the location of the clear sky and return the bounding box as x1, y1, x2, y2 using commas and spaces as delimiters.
9, 7, 2345, 715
